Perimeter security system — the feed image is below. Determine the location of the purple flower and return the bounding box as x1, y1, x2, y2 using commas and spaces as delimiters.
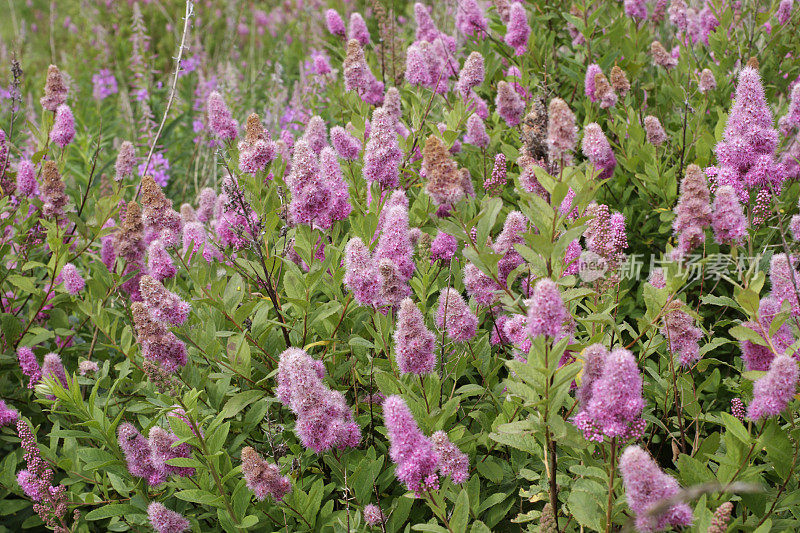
78, 360, 99, 375
457, 52, 485, 97
748, 355, 799, 420
581, 123, 617, 179
527, 279, 567, 338
147, 502, 190, 533
15, 419, 69, 527
276, 348, 360, 453
431, 431, 469, 483
363, 504, 386, 526
92, 69, 118, 100
320, 147, 352, 223
644, 115, 667, 146
711, 185, 748, 244
302, 115, 328, 155
770, 253, 800, 316
139, 275, 190, 326
330, 126, 362, 160
464, 262, 501, 306
326, 9, 346, 38
50, 104, 75, 148
382, 395, 440, 494
42, 353, 68, 389
504, 2, 530, 55
777, 0, 794, 25
585, 64, 603, 102
456, 0, 488, 37
374, 204, 414, 282
671, 164, 711, 260
16, 160, 38, 197
574, 348, 646, 441
118, 422, 165, 486
206, 91, 238, 140
779, 83, 800, 138
661, 301, 703, 367
349, 12, 370, 46
362, 107, 402, 189
496, 81, 525, 127
287, 141, 334, 229
394, 298, 436, 374
60, 263, 85, 295
344, 40, 384, 105
0, 400, 18, 427
436, 288, 478, 342
238, 113, 276, 175
241, 446, 291, 501
624, 0, 648, 19
138, 150, 170, 188
344, 237, 381, 307
430, 231, 458, 263
739, 296, 795, 371
482, 153, 506, 196
115, 141, 136, 181
148, 426, 194, 477
465, 114, 489, 148
619, 445, 694, 532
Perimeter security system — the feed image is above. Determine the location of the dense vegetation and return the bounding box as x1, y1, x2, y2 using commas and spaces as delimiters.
1, 0, 800, 531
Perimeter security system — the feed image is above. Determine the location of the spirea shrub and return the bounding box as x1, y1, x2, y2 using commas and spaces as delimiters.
2, 0, 800, 532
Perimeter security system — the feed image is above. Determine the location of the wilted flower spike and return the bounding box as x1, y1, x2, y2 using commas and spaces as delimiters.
619, 445, 694, 532
747, 355, 799, 420
610, 65, 631, 96
651, 40, 678, 69
547, 98, 577, 162
671, 164, 711, 260
50, 105, 76, 148
40, 161, 69, 217
241, 446, 291, 501
41, 65, 68, 111
594, 73, 618, 109
147, 502, 190, 533
423, 135, 467, 207
382, 395, 440, 494
394, 298, 436, 374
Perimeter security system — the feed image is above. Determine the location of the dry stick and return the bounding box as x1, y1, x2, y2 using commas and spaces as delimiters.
135, 0, 194, 199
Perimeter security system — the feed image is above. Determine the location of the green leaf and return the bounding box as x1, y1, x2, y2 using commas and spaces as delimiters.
220, 390, 264, 419
567, 490, 604, 530
175, 489, 225, 507
84, 504, 140, 520
720, 412, 750, 445
450, 490, 470, 533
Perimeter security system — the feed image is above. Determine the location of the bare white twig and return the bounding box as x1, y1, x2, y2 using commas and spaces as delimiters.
136, 0, 194, 197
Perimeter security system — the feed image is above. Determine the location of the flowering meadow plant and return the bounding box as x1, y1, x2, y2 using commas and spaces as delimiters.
2, 0, 800, 532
